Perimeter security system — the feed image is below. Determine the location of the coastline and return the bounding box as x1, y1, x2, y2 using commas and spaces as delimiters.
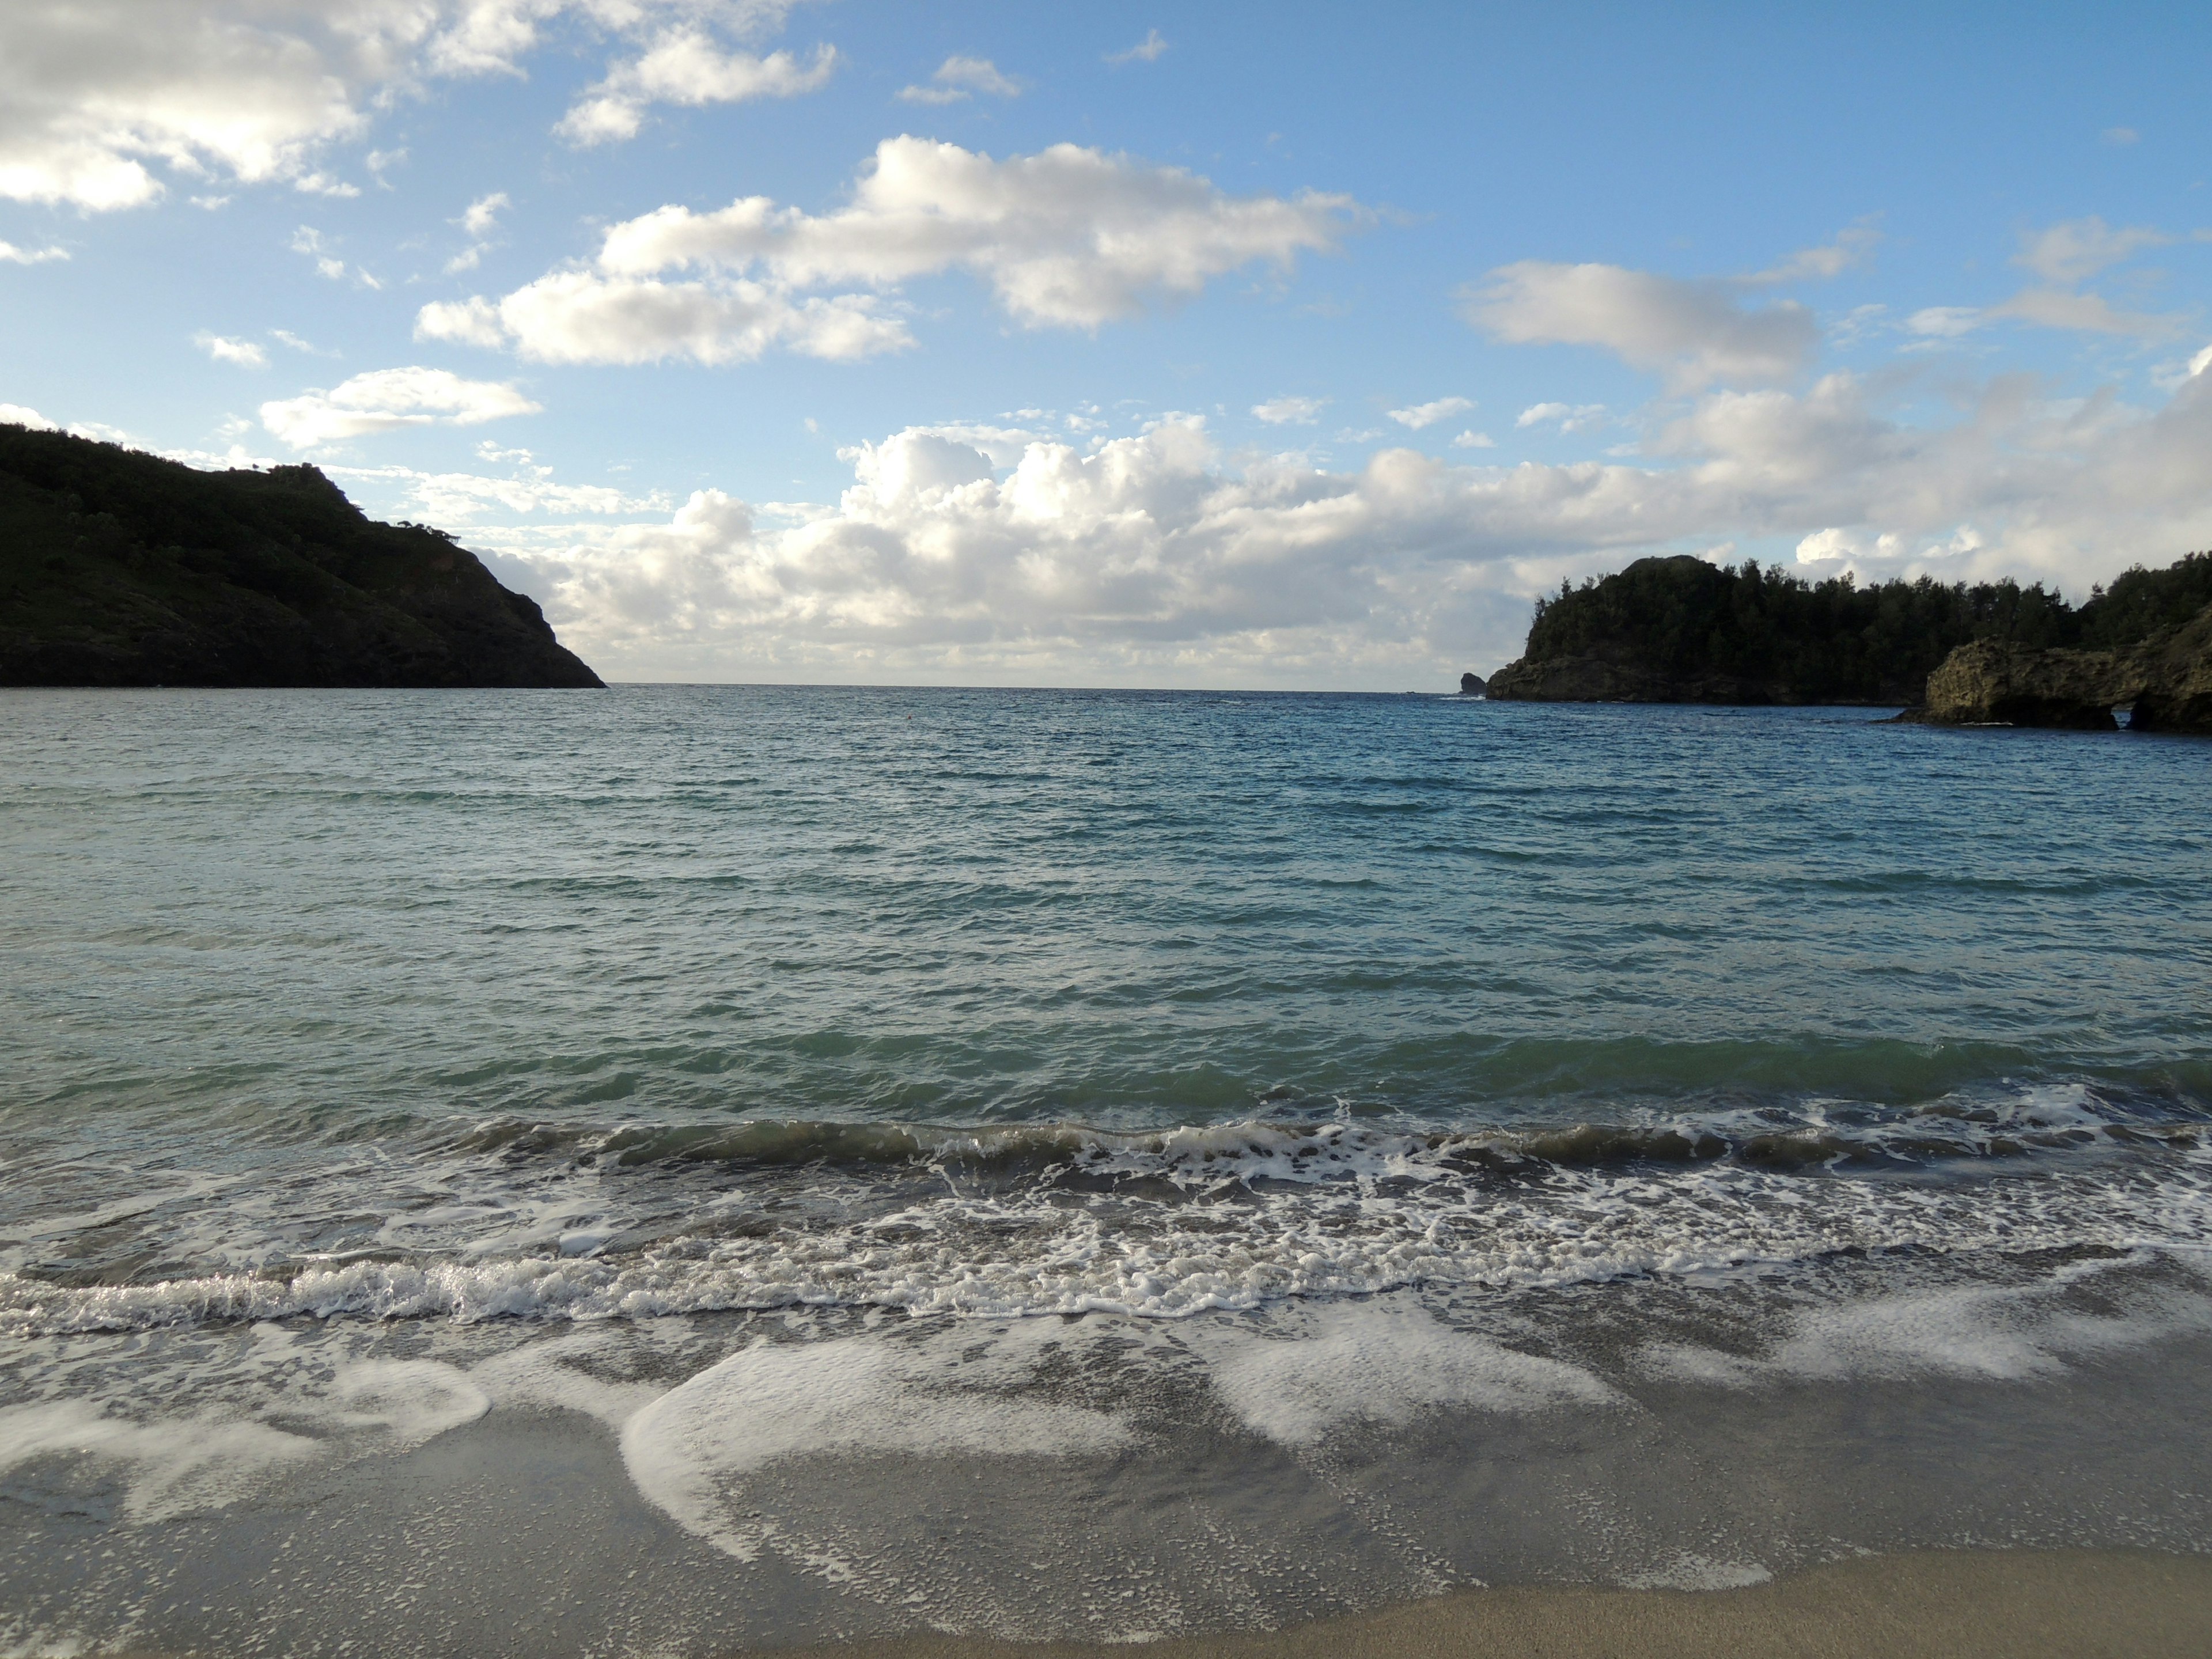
777, 1548, 2212, 1659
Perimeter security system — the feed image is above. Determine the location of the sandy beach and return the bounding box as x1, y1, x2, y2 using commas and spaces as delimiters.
790, 1549, 2212, 1659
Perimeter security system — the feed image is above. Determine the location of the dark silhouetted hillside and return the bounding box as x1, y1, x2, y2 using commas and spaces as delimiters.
1484, 552, 2205, 705
0, 423, 602, 688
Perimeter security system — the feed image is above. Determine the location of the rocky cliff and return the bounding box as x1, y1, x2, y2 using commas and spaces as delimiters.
0, 424, 602, 688
1903, 602, 2212, 732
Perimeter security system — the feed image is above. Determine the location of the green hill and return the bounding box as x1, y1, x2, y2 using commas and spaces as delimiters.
1484, 552, 2210, 705
0, 423, 602, 688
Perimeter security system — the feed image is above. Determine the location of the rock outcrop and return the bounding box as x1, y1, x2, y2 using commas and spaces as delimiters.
1902, 601, 2212, 733
1909, 642, 2136, 729
0, 423, 603, 688
1459, 671, 1486, 695
2128, 602, 2212, 732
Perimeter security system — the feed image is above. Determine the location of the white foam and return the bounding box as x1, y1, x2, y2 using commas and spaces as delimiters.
322, 1359, 489, 1444
620, 1328, 1132, 1562
1620, 1554, 1772, 1590
0, 1399, 320, 1522
1643, 1254, 2212, 1386
1195, 1300, 1617, 1445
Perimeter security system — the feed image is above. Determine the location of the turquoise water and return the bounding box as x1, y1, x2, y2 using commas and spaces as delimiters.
1, 687, 2208, 1322
2, 688, 2210, 1650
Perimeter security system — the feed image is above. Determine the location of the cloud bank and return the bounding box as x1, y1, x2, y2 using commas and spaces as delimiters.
467, 358, 2212, 683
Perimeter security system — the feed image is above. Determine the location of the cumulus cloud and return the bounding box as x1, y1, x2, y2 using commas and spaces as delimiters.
463, 366, 2212, 684
0, 2, 825, 209
897, 55, 1020, 105
0, 402, 56, 430
559, 36, 836, 146
1451, 430, 1495, 449
1252, 395, 1327, 425
418, 275, 912, 365
259, 366, 540, 449
1465, 261, 1819, 391
195, 331, 268, 368
429, 137, 1361, 364
1106, 29, 1169, 66
0, 240, 68, 264
1387, 396, 1474, 430
1516, 402, 1605, 431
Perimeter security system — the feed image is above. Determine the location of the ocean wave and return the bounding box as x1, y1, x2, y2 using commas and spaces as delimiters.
7, 1089, 2210, 1338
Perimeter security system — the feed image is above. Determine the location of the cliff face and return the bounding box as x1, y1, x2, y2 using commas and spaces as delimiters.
1906, 601, 2212, 733
0, 425, 602, 688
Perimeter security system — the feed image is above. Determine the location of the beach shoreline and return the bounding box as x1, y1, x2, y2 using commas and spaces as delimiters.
773, 1548, 2212, 1659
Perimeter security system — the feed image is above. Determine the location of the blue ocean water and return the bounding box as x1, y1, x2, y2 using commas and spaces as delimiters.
2, 687, 2211, 1650
1, 687, 2208, 1323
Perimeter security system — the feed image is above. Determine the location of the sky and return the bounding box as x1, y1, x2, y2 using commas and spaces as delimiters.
2, 2, 2210, 687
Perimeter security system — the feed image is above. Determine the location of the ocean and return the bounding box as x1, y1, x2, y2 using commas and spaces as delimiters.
2, 686, 2208, 1653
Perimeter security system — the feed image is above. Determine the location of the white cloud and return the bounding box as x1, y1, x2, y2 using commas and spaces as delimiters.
1905, 306, 1983, 339
468, 367, 2212, 684
1106, 29, 1168, 65
447, 190, 512, 274
559, 37, 836, 146
461, 191, 509, 239
2014, 216, 2169, 284
1893, 219, 2194, 346
1466, 261, 1818, 391
432, 137, 1361, 365
270, 328, 333, 356
1387, 396, 1473, 430
1906, 290, 2180, 344
325, 461, 666, 522
1744, 224, 1881, 284
1994, 287, 2181, 339
0, 3, 825, 209
1451, 430, 1495, 449
584, 137, 1360, 331
259, 366, 541, 449
0, 240, 68, 265
418, 274, 913, 365
195, 332, 268, 368
1252, 395, 1327, 425
1516, 402, 1605, 431
290, 225, 352, 282
0, 402, 56, 430
897, 55, 1020, 105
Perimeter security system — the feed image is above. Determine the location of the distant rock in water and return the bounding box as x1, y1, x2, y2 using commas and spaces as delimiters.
1902, 601, 2212, 733
0, 423, 602, 688
1459, 671, 1486, 695
1484, 550, 2212, 711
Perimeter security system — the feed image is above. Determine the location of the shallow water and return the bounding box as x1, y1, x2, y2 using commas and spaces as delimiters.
1, 687, 2207, 1650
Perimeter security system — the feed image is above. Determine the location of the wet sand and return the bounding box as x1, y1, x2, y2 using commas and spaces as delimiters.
783, 1548, 2212, 1659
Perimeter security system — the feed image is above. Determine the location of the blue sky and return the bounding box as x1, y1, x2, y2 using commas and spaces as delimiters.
3, 2, 2209, 684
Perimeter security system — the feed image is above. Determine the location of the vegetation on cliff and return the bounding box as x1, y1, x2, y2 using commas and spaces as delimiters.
1486, 552, 2211, 706
0, 423, 601, 688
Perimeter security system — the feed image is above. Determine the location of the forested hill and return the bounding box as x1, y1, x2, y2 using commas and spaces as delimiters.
1484, 552, 2212, 705
0, 423, 602, 688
